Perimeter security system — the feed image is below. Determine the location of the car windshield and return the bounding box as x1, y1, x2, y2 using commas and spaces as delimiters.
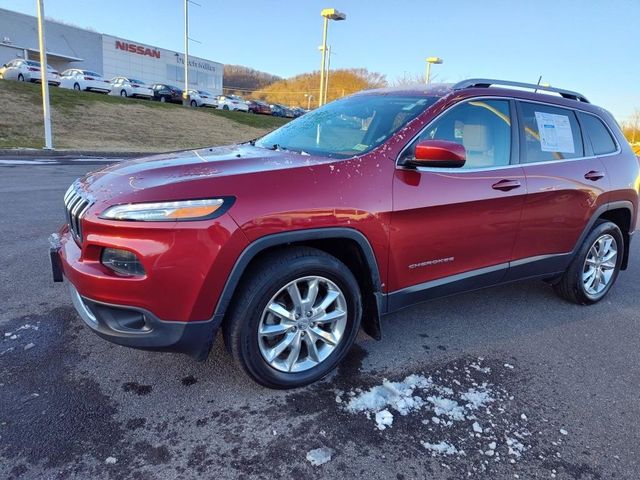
255, 94, 437, 158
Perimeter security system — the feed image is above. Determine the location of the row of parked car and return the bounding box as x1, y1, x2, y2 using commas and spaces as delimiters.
0, 58, 307, 116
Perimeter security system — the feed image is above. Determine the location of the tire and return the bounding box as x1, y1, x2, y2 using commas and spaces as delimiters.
553, 220, 624, 305
222, 104, 229, 110
73, 83, 81, 91
224, 247, 362, 389
190, 100, 197, 107
120, 90, 127, 97
159, 96, 166, 103
18, 74, 24, 82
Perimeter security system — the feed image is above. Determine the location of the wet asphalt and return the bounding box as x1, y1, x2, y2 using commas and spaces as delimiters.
0, 161, 638, 479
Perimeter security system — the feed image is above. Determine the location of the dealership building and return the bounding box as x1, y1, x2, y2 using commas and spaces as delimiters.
0, 7, 223, 94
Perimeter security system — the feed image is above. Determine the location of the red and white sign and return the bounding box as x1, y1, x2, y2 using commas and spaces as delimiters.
115, 41, 160, 59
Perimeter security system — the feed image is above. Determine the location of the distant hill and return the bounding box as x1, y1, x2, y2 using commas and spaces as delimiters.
223, 65, 281, 95
253, 68, 387, 108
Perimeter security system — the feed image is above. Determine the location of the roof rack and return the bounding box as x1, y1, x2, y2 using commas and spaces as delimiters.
452, 78, 590, 103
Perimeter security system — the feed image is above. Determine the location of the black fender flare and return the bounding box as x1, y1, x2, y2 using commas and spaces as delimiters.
211, 227, 384, 339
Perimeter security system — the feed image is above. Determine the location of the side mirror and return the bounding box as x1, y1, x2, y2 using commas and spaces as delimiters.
408, 140, 466, 168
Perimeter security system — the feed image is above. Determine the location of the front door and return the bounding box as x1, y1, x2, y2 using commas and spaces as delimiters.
389, 98, 525, 308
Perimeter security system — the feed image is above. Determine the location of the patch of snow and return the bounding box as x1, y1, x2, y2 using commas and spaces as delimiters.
421, 441, 458, 456
105, 457, 117, 464
460, 387, 493, 410
472, 422, 483, 433
375, 409, 393, 430
24, 343, 35, 350
427, 396, 465, 421
346, 374, 431, 416
504, 363, 514, 369
520, 413, 528, 421
560, 428, 568, 436
306, 447, 334, 466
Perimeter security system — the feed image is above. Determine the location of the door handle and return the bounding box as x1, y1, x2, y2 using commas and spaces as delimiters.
584, 170, 605, 181
492, 179, 522, 192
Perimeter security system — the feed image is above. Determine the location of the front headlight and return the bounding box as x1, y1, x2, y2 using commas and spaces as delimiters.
100, 198, 231, 221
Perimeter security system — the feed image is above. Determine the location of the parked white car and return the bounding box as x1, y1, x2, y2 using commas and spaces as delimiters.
187, 89, 218, 108
0, 59, 60, 85
109, 77, 153, 98
59, 69, 111, 93
216, 94, 249, 112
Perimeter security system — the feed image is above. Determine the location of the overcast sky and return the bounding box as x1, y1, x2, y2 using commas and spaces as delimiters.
1, 0, 638, 121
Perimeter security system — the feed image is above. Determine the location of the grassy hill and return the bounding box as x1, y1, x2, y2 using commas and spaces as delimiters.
0, 81, 289, 152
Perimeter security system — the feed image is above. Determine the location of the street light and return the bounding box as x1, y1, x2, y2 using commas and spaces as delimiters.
425, 56, 443, 84
318, 8, 345, 107
304, 93, 314, 110
36, 0, 53, 149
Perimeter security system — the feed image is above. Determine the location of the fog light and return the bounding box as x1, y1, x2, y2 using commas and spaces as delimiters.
101, 248, 145, 276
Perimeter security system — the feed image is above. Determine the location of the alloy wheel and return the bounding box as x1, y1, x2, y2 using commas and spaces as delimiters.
582, 234, 617, 296
258, 276, 347, 373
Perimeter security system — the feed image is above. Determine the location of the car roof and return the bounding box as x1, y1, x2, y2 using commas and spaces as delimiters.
355, 78, 594, 109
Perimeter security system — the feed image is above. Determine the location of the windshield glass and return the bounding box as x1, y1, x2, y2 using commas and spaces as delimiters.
255, 94, 437, 158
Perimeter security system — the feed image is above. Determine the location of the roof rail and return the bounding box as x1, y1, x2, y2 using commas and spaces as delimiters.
452, 78, 590, 103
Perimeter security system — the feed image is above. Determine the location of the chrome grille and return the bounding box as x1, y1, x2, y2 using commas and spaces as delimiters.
63, 183, 93, 242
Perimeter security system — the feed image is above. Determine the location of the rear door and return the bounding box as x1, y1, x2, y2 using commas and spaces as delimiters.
389, 98, 526, 304
507, 100, 609, 278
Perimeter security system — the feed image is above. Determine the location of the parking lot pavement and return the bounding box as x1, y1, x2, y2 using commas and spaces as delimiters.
1, 162, 638, 480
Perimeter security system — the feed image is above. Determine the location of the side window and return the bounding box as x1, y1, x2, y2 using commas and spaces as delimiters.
577, 112, 617, 155
408, 99, 512, 169
519, 102, 584, 163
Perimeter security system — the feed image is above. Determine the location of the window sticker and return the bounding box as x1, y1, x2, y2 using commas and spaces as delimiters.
534, 112, 575, 153
353, 143, 369, 151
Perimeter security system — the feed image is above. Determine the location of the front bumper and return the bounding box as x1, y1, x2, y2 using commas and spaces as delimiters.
67, 284, 218, 360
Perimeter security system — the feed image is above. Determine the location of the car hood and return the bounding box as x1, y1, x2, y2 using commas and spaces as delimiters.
77, 145, 334, 204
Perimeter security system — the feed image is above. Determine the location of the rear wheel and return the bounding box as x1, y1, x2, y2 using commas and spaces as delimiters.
120, 90, 127, 97
224, 247, 362, 389
73, 83, 80, 91
18, 74, 24, 82
159, 96, 166, 103
553, 220, 623, 305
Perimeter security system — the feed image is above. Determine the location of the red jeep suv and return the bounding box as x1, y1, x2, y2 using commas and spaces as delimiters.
50, 79, 639, 388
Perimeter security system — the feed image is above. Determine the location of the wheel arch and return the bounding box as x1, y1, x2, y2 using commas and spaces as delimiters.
597, 202, 634, 270
214, 228, 384, 340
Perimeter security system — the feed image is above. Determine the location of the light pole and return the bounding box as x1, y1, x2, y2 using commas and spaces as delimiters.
425, 56, 443, 84
318, 8, 345, 107
36, 0, 52, 149
304, 93, 314, 110
324, 45, 332, 104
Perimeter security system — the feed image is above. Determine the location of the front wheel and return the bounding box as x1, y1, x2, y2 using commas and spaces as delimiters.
190, 100, 197, 107
553, 220, 624, 305
224, 247, 362, 389
120, 90, 127, 97
222, 104, 229, 110
159, 96, 166, 103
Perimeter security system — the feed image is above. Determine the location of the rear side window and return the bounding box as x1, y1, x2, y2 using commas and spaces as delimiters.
519, 102, 584, 163
578, 112, 617, 155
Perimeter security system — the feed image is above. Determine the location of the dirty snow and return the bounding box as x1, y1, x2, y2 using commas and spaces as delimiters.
306, 447, 334, 466
345, 374, 431, 416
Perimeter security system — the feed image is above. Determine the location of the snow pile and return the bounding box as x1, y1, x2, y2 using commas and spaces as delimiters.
345, 374, 432, 416
306, 447, 334, 466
